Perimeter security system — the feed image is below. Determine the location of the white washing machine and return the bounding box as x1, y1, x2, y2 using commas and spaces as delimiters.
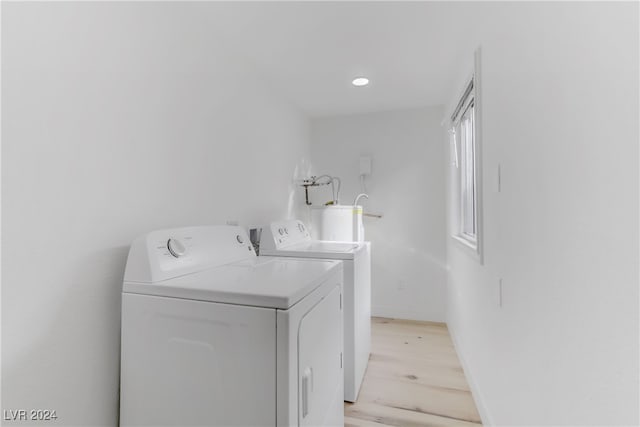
260, 220, 371, 403
120, 225, 344, 427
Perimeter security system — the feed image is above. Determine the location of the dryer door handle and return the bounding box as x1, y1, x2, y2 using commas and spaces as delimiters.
302, 367, 313, 418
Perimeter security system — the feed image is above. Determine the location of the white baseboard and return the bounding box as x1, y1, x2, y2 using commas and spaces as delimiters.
372, 305, 445, 323
447, 321, 494, 426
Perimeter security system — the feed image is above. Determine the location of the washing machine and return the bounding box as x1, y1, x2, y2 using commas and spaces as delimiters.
120, 225, 344, 427
260, 219, 371, 403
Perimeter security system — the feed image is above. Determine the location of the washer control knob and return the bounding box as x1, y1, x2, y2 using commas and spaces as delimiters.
278, 228, 284, 235
284, 228, 289, 234
167, 238, 186, 258
236, 234, 244, 244
298, 223, 305, 232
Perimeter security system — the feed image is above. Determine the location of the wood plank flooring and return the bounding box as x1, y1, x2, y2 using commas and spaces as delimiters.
345, 317, 482, 427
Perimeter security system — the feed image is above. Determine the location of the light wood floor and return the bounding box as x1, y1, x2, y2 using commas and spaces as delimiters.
345, 317, 482, 427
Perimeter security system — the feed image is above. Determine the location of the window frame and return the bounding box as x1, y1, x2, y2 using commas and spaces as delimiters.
458, 98, 476, 244
449, 49, 483, 263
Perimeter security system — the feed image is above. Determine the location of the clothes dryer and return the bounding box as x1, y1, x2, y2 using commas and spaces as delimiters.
120, 225, 344, 426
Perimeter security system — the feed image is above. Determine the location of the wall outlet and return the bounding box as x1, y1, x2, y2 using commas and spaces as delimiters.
226, 219, 239, 226
397, 279, 405, 291
497, 278, 503, 308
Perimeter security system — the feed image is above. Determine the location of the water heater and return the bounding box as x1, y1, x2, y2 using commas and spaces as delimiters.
310, 205, 364, 242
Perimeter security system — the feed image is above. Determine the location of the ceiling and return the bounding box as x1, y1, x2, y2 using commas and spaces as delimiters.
198, 2, 482, 118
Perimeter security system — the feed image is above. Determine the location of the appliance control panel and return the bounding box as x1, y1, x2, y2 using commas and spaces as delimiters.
260, 219, 311, 251
124, 226, 255, 283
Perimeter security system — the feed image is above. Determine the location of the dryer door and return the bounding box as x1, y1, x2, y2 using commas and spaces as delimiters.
298, 285, 343, 427
120, 293, 276, 426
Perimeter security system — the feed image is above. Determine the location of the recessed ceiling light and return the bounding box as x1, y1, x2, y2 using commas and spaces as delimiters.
352, 77, 369, 87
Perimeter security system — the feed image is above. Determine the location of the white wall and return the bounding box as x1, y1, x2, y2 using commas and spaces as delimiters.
311, 107, 447, 322
1, 3, 310, 425
445, 3, 639, 426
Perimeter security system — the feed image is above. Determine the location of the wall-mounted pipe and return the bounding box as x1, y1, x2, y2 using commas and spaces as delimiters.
353, 193, 369, 206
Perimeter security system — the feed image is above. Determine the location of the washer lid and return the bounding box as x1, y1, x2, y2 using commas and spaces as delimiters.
260, 241, 362, 260
123, 256, 342, 309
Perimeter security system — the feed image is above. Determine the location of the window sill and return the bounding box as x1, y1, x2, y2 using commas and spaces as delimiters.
451, 234, 482, 263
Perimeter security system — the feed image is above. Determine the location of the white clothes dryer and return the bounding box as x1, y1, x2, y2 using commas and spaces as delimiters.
260, 219, 371, 403
120, 225, 344, 427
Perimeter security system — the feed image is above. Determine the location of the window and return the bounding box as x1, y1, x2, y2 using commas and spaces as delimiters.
450, 71, 482, 260
456, 85, 476, 243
